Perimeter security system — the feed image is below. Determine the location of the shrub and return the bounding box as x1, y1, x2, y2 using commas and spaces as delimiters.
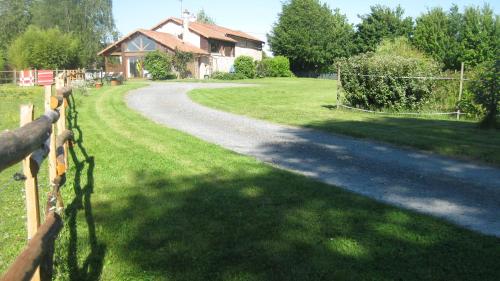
234, 56, 256, 78
258, 56, 293, 77
144, 51, 175, 80
8, 26, 80, 69
211, 72, 246, 80
338, 52, 441, 110
469, 60, 499, 129
173, 50, 194, 78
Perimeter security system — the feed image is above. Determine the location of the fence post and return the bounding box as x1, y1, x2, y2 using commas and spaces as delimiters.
45, 85, 58, 185
13, 69, 17, 85
337, 65, 342, 109
20, 104, 42, 281
56, 86, 68, 172
457, 62, 465, 120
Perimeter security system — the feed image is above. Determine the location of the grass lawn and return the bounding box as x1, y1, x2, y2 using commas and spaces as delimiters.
0, 85, 48, 273
189, 78, 500, 166
1, 83, 499, 280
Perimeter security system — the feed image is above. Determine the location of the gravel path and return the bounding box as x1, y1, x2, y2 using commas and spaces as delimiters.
127, 82, 500, 237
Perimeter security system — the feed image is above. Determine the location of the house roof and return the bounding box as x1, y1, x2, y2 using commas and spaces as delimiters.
152, 17, 264, 43
98, 29, 208, 56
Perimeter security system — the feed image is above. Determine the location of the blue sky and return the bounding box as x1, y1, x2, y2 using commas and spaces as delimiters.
114, 0, 498, 44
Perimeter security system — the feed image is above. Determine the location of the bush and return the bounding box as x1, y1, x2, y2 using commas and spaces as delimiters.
144, 51, 175, 80
257, 56, 293, 77
469, 60, 499, 129
339, 52, 441, 110
234, 56, 256, 78
211, 72, 246, 80
8, 26, 80, 69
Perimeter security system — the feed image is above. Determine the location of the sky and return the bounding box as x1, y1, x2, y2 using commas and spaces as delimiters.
113, 0, 498, 50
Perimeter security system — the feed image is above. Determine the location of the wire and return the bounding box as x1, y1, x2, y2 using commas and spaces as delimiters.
338, 104, 465, 116
342, 73, 473, 81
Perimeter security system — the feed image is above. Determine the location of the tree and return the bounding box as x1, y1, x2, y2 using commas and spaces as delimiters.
458, 5, 497, 68
355, 5, 413, 53
412, 7, 461, 69
470, 60, 499, 129
413, 4, 497, 70
0, 0, 32, 50
197, 9, 215, 24
7, 26, 80, 69
268, 0, 355, 74
30, 0, 116, 67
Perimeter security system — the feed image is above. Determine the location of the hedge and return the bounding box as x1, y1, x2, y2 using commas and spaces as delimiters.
257, 56, 293, 77
211, 72, 246, 80
338, 53, 441, 110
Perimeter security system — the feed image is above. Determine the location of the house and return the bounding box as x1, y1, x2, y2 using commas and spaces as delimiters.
98, 10, 265, 79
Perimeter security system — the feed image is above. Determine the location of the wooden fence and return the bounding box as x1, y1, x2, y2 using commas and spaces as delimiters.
0, 69, 104, 86
0, 80, 74, 281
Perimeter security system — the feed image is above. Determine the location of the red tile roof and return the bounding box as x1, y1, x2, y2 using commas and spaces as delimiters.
152, 17, 264, 43
139, 29, 209, 54
98, 29, 208, 56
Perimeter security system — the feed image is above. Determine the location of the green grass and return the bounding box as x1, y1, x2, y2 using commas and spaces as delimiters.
0, 85, 47, 273
1, 83, 500, 280
189, 78, 500, 165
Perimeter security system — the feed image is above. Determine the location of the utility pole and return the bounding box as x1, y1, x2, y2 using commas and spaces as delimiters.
179, 0, 183, 17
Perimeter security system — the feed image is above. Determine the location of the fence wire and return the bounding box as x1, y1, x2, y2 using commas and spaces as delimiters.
338, 104, 465, 116
335, 69, 476, 118
342, 72, 475, 81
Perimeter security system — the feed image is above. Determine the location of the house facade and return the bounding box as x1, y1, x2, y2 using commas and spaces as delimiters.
98, 11, 264, 79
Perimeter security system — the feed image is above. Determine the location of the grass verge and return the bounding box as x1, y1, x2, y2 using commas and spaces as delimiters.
189, 78, 500, 165
1, 83, 499, 280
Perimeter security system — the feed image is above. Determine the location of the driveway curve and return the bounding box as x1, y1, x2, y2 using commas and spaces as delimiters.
127, 82, 500, 237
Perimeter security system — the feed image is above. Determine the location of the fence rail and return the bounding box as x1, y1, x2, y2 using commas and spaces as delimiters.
0, 77, 74, 281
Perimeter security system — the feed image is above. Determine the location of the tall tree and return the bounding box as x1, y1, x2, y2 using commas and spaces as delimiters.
413, 7, 459, 69
268, 0, 355, 74
355, 5, 413, 53
30, 0, 116, 67
197, 9, 215, 24
459, 5, 497, 68
413, 4, 497, 70
0, 0, 32, 49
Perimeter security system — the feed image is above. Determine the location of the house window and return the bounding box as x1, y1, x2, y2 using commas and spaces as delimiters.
210, 41, 221, 54
126, 35, 157, 52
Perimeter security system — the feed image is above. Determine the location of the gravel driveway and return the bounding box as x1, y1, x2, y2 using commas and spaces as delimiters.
127, 82, 500, 237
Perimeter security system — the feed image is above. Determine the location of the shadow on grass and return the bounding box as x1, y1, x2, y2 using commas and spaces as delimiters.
65, 95, 106, 281
97, 167, 500, 281
311, 107, 500, 165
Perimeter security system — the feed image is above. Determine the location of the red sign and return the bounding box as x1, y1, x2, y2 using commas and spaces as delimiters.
37, 70, 54, 86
